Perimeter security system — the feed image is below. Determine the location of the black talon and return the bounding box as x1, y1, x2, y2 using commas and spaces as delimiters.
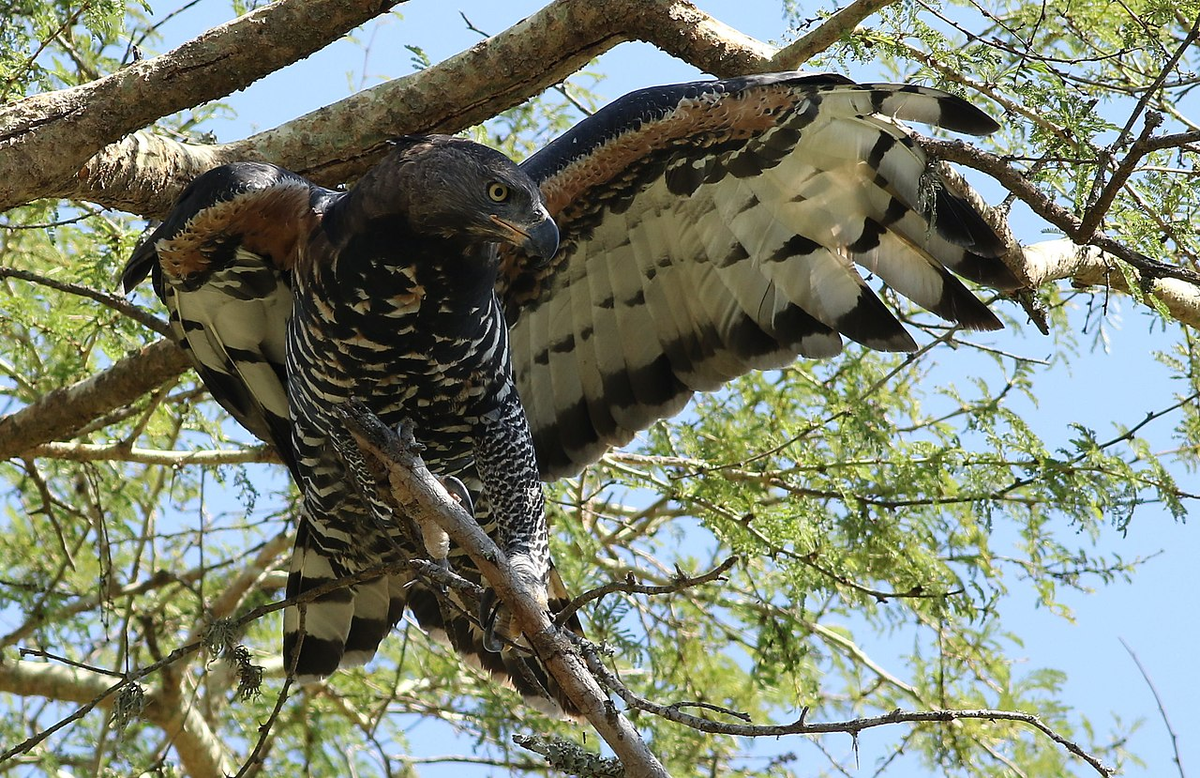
478, 589, 504, 653
440, 475, 474, 517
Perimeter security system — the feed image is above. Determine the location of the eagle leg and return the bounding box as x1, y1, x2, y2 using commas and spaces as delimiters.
430, 475, 471, 570
329, 422, 396, 530
333, 411, 456, 573
471, 389, 552, 610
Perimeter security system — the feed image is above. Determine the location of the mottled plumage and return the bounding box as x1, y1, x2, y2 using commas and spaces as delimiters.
122, 72, 1019, 714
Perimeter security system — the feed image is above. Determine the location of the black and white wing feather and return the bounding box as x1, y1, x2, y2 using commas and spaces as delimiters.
122, 162, 331, 479
501, 72, 1020, 478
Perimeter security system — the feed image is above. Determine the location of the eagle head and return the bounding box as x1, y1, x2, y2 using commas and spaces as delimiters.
377, 135, 558, 264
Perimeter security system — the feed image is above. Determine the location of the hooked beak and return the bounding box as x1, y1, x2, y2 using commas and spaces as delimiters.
491, 211, 559, 266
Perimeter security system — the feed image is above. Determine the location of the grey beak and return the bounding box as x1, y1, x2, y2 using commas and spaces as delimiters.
523, 216, 559, 265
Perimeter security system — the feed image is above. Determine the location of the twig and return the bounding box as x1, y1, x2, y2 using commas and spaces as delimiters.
0, 557, 422, 765
231, 677, 293, 778
769, 0, 901, 70
512, 734, 623, 777
1120, 638, 1187, 778
579, 640, 1113, 776
1077, 15, 1200, 243
17, 648, 126, 678
554, 556, 737, 626
0, 267, 171, 337
1076, 111, 1163, 244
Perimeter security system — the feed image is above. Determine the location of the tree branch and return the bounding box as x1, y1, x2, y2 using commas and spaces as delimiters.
769, 0, 902, 69
554, 556, 737, 626
0, 267, 170, 337
0, 0, 407, 213
335, 401, 670, 778
0, 659, 234, 778
0, 339, 190, 461
580, 642, 1114, 777
1120, 638, 1188, 778
0, 557, 428, 770
921, 137, 1200, 326
51, 0, 777, 217
27, 440, 278, 466
1021, 239, 1200, 327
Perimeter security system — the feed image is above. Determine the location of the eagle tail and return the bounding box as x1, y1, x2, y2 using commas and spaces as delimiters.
282, 519, 583, 716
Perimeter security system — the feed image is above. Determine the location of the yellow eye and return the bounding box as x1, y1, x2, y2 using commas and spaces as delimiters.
487, 182, 510, 202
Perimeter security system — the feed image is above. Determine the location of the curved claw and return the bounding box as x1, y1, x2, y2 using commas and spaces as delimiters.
478, 588, 505, 653
440, 475, 474, 517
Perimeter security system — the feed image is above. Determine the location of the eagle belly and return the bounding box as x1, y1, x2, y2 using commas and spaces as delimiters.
280, 239, 561, 708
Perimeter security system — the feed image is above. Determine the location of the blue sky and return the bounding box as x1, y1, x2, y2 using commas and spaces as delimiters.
141, 1, 1199, 775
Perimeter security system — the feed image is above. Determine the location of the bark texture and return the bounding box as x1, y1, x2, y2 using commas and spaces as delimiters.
0, 0, 407, 214
8, 0, 776, 217
0, 340, 190, 461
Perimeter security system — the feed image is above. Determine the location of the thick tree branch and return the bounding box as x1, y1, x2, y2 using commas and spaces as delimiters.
0, 339, 190, 462
926, 139, 1200, 285
53, 0, 777, 217
1022, 239, 1200, 327
28, 441, 278, 466
923, 138, 1200, 327
0, 0, 406, 213
336, 402, 670, 778
0, 659, 233, 778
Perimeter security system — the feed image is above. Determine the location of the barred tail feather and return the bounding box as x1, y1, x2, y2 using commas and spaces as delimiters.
283, 520, 582, 715
282, 520, 407, 680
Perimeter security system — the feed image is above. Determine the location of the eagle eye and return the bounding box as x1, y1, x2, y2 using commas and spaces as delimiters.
486, 181, 510, 203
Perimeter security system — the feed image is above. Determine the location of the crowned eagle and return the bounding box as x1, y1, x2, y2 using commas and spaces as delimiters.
122, 72, 1019, 714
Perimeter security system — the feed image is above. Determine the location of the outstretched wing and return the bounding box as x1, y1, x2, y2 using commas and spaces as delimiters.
122, 162, 330, 479
502, 72, 1021, 479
